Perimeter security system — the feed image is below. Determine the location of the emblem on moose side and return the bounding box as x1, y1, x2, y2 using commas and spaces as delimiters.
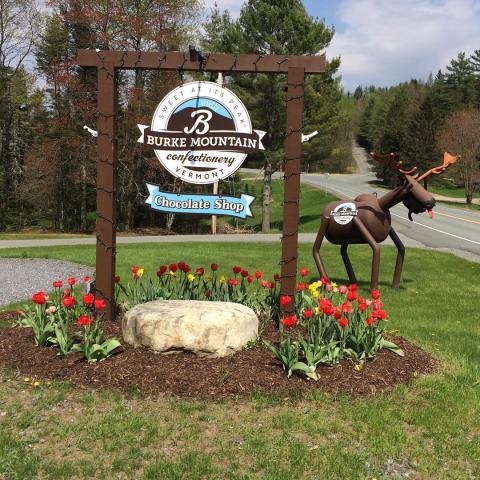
313, 151, 459, 290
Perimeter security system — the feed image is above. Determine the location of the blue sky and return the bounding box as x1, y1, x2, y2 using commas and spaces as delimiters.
205, 0, 480, 91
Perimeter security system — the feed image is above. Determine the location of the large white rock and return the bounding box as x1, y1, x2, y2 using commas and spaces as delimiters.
122, 300, 259, 358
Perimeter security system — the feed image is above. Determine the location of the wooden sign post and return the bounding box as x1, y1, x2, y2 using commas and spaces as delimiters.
76, 50, 325, 321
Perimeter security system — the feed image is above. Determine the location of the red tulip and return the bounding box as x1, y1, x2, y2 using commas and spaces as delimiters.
196, 267, 205, 276
371, 289, 381, 299
341, 301, 352, 313
232, 266, 242, 274
303, 308, 313, 319
296, 283, 306, 291
366, 317, 375, 326
274, 274, 280, 281
348, 283, 358, 291
115, 275, 121, 283
228, 278, 239, 286
254, 271, 262, 279
371, 309, 387, 320
82, 293, 94, 305
94, 298, 107, 310
279, 295, 291, 306
347, 290, 358, 301
319, 298, 335, 316
281, 315, 297, 327
358, 302, 368, 312
210, 263, 219, 271
372, 299, 383, 311
32, 291, 48, 305
178, 261, 186, 270
247, 275, 254, 283
78, 315, 93, 326
132, 265, 139, 274
67, 277, 76, 286
320, 276, 329, 285
83, 276, 93, 283
300, 267, 309, 277
338, 317, 348, 329
261, 280, 269, 288
62, 296, 75, 308
241, 270, 249, 278
52, 281, 63, 289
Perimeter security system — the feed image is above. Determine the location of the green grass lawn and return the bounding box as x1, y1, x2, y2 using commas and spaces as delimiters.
0, 232, 92, 240
214, 176, 338, 233
428, 184, 479, 200
1, 243, 480, 479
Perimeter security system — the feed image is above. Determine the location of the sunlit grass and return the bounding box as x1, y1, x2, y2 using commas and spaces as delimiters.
0, 242, 479, 478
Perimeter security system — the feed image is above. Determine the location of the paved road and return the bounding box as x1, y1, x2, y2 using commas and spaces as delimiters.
1, 146, 478, 263
302, 145, 480, 262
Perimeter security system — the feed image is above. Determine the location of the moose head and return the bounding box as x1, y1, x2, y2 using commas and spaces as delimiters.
370, 151, 459, 221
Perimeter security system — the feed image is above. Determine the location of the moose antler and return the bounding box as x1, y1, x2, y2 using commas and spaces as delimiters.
415, 152, 460, 182
369, 152, 418, 175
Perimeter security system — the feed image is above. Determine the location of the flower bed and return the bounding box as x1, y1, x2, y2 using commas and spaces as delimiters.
11, 262, 404, 382
16, 276, 121, 362
115, 263, 403, 380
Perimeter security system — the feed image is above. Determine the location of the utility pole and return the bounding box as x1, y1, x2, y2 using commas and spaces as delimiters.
211, 72, 223, 235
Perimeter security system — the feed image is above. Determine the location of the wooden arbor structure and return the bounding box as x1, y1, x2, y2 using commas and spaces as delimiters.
76, 50, 325, 321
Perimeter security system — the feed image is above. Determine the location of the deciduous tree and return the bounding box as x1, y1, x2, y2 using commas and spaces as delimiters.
437, 109, 480, 204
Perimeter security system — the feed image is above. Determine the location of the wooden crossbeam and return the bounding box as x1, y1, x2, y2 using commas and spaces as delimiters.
76, 50, 325, 73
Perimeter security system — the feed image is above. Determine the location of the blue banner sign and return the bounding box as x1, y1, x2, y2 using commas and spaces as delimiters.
145, 183, 255, 219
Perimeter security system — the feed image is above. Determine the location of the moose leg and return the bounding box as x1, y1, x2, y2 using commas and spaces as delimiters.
340, 244, 357, 284
313, 218, 329, 279
389, 227, 405, 288
353, 217, 380, 290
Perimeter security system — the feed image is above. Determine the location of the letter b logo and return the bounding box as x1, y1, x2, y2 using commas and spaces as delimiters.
184, 109, 212, 135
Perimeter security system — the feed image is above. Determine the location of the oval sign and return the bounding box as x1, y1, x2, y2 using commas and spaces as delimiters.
137, 81, 266, 184
331, 202, 357, 225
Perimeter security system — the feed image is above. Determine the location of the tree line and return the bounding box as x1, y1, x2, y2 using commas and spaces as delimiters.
0, 0, 351, 234
355, 50, 480, 203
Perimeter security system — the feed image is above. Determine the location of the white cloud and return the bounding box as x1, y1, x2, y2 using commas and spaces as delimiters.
201, 0, 243, 18
328, 0, 480, 91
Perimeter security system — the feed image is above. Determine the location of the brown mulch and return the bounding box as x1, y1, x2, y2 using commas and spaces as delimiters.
0, 312, 438, 399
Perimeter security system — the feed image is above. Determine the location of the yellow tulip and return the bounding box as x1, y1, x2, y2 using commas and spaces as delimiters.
187, 274, 195, 282
137, 268, 144, 278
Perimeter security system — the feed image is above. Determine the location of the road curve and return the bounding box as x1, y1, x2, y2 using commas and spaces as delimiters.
302, 145, 480, 262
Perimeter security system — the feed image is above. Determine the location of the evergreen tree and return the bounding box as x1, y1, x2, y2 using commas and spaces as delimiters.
203, 0, 340, 232
401, 95, 439, 188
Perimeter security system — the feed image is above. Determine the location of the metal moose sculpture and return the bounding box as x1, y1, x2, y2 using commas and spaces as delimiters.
313, 151, 459, 290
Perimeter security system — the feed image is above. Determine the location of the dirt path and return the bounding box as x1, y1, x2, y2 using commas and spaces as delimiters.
351, 140, 372, 175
